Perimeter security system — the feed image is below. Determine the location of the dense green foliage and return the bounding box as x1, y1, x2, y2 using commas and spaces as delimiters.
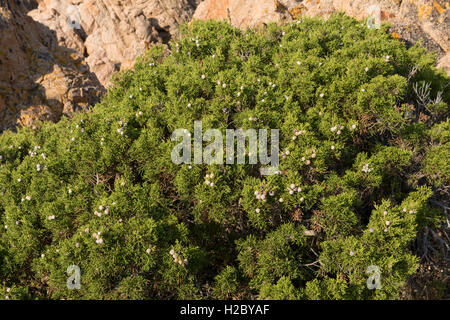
0, 14, 448, 300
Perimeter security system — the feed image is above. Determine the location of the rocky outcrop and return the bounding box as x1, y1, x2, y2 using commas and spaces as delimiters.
29, 0, 199, 87
193, 0, 450, 74
193, 0, 295, 28
0, 0, 199, 131
0, 0, 104, 131
2, 0, 446, 131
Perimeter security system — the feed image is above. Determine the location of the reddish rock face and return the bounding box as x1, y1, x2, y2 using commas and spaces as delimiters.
0, 0, 104, 131
193, 0, 295, 28
29, 0, 200, 87
380, 10, 396, 21
193, 0, 230, 21
193, 0, 449, 75
0, 0, 200, 131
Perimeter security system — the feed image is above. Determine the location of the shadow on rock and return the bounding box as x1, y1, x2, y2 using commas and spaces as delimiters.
0, 0, 105, 132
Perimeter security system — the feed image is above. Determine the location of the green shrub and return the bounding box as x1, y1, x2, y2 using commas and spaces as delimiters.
0, 14, 448, 300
